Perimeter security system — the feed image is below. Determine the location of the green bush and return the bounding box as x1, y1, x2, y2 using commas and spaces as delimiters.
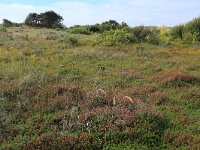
131, 26, 160, 44
65, 36, 79, 45
67, 25, 91, 35
67, 20, 129, 35
170, 17, 200, 43
170, 25, 184, 40
134, 113, 169, 147
98, 29, 134, 46
88, 24, 101, 33
100, 20, 121, 32
184, 17, 200, 42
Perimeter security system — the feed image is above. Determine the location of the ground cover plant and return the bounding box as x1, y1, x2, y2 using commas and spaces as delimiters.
0, 16, 200, 150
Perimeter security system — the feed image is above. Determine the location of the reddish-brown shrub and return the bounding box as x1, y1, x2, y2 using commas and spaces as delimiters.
156, 72, 200, 87
164, 132, 195, 147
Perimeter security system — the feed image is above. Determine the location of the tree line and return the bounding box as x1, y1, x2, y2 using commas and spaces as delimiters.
2, 10, 200, 43
2, 11, 64, 29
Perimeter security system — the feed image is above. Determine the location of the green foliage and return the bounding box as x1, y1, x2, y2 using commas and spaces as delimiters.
134, 113, 169, 147
67, 20, 128, 35
98, 29, 134, 46
184, 17, 200, 42
65, 36, 79, 45
169, 17, 200, 43
88, 24, 101, 33
170, 25, 184, 40
24, 13, 38, 27
67, 25, 91, 35
2, 19, 13, 27
98, 26, 160, 46
131, 26, 160, 44
100, 20, 121, 32
2, 19, 21, 28
24, 11, 64, 28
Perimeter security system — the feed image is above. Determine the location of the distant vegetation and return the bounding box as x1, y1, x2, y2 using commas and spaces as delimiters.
2, 11, 200, 45
2, 19, 22, 27
24, 11, 64, 28
66, 20, 128, 35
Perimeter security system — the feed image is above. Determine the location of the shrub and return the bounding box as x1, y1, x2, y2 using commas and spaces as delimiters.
67, 25, 91, 35
100, 20, 121, 32
65, 36, 79, 45
2, 19, 21, 28
170, 25, 184, 40
156, 72, 200, 87
170, 17, 200, 42
88, 24, 101, 33
98, 29, 134, 46
131, 26, 160, 44
2, 19, 13, 27
66, 20, 129, 35
134, 113, 169, 147
184, 17, 200, 42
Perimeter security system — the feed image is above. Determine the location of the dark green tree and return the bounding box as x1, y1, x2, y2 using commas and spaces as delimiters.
2, 19, 21, 27
40, 11, 64, 28
24, 13, 39, 27
100, 20, 121, 32
88, 24, 101, 33
2, 19, 13, 27
24, 11, 64, 28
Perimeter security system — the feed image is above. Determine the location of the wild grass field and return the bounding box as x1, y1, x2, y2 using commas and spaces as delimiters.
0, 26, 200, 149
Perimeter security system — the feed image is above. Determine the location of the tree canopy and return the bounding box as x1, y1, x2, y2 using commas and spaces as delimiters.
2, 19, 21, 27
24, 11, 64, 28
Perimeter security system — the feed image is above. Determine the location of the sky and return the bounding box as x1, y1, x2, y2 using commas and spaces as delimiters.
0, 0, 199, 27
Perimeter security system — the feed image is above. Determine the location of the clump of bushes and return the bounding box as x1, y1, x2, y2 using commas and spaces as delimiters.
170, 17, 200, 42
170, 25, 184, 40
2, 19, 21, 28
97, 29, 134, 46
67, 21, 161, 45
156, 72, 200, 87
67, 25, 91, 35
134, 113, 169, 147
131, 26, 160, 44
67, 20, 128, 35
100, 20, 122, 32
63, 35, 79, 45
98, 26, 160, 46
184, 17, 200, 42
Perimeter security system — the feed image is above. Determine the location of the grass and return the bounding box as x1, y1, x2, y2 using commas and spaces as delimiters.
0, 26, 200, 149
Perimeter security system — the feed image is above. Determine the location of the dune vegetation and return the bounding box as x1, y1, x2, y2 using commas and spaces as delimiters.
0, 14, 200, 149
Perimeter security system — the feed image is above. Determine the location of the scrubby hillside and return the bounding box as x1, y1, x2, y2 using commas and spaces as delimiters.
0, 26, 200, 149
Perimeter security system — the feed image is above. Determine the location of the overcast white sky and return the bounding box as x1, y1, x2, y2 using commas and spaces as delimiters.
0, 0, 199, 27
